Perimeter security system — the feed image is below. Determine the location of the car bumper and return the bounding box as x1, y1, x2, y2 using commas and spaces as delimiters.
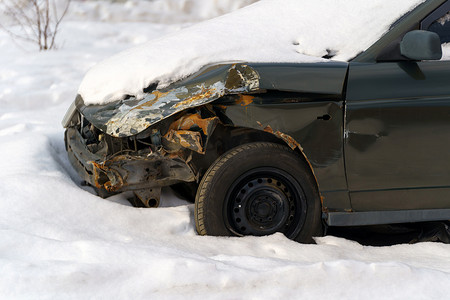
65, 127, 195, 193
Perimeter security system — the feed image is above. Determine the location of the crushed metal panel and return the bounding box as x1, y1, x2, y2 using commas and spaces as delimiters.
167, 113, 220, 135
86, 152, 195, 192
163, 112, 221, 154
79, 64, 260, 137
164, 130, 203, 153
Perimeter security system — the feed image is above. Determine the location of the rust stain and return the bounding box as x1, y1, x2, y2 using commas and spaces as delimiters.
274, 131, 301, 150
90, 161, 124, 192
235, 94, 254, 106
173, 87, 217, 108
261, 124, 300, 150
168, 151, 184, 159
163, 111, 223, 153
320, 196, 326, 211
168, 113, 219, 136
134, 90, 170, 110
257, 121, 319, 196
165, 129, 203, 153
90, 161, 104, 189
103, 181, 115, 191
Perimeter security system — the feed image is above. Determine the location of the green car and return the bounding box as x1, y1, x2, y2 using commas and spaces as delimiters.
63, 0, 450, 243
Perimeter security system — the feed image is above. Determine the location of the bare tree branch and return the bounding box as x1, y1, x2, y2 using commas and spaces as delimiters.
50, 0, 70, 50
0, 0, 71, 51
0, 23, 38, 45
43, 0, 51, 50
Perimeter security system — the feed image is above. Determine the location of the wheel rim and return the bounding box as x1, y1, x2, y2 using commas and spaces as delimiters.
225, 167, 307, 238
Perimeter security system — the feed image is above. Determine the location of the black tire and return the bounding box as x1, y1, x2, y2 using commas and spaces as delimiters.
195, 142, 323, 243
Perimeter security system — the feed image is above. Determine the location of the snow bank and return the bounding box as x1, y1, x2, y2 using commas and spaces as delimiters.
79, 0, 425, 105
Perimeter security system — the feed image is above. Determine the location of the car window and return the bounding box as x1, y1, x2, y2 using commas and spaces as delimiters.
427, 11, 450, 60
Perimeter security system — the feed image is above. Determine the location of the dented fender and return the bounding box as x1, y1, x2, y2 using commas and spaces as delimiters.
214, 91, 350, 212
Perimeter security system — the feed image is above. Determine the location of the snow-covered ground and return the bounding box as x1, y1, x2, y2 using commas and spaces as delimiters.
1, 1, 450, 299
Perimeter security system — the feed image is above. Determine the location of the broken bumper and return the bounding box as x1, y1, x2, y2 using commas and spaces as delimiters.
65, 127, 195, 193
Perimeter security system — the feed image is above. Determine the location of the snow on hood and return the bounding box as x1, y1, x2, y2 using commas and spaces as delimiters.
79, 0, 425, 106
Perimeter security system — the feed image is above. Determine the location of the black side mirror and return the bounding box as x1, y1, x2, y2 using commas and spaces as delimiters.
400, 30, 442, 61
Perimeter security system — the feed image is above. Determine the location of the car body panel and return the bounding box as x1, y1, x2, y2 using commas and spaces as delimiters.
345, 60, 450, 211
251, 62, 348, 95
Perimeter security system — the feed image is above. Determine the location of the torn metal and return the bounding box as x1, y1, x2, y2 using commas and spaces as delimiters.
65, 125, 195, 195
163, 112, 220, 154
258, 122, 301, 150
77, 64, 260, 138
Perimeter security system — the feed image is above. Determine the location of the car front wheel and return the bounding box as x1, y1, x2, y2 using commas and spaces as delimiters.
194, 142, 323, 243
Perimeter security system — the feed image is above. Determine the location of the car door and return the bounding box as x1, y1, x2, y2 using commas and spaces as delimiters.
344, 6, 450, 211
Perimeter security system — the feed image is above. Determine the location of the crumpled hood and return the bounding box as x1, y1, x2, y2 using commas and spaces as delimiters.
77, 64, 260, 137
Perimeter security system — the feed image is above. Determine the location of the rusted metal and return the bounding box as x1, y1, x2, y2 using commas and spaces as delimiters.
164, 130, 204, 153
320, 196, 326, 212
256, 121, 321, 200
90, 158, 128, 192
65, 124, 196, 193
85, 151, 196, 192
173, 86, 218, 108
236, 94, 254, 106
167, 113, 219, 135
134, 188, 161, 207
134, 90, 170, 110
259, 122, 301, 150
90, 161, 108, 189
163, 112, 221, 154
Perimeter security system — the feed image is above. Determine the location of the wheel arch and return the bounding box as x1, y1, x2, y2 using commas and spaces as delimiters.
190, 123, 322, 198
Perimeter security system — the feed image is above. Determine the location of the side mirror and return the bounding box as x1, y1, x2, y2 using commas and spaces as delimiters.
400, 30, 442, 61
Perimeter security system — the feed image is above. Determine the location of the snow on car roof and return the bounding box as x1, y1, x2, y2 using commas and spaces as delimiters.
79, 0, 425, 105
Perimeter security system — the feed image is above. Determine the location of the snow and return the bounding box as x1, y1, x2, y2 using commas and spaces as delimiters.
1, 0, 450, 299
78, 0, 425, 105
444, 43, 450, 59
65, 0, 259, 23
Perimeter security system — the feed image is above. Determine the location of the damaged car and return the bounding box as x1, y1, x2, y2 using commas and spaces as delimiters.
63, 0, 450, 243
